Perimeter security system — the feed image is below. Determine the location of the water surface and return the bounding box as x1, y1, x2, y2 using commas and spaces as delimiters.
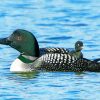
0, 0, 100, 100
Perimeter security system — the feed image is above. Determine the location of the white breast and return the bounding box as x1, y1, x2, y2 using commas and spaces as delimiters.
10, 58, 34, 72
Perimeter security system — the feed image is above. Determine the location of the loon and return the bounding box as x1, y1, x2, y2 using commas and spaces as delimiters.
0, 29, 100, 72
69, 41, 83, 58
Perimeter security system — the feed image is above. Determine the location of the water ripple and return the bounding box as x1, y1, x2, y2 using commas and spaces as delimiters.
0, 0, 100, 100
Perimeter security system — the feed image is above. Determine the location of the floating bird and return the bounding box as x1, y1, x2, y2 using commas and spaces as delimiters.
69, 41, 83, 58
0, 29, 99, 72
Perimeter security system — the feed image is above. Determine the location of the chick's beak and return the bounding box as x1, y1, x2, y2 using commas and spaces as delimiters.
80, 46, 83, 50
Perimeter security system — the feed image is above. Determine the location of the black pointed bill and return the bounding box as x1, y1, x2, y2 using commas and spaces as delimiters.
0, 37, 11, 45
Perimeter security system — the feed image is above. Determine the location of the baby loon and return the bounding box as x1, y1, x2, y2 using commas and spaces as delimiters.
0, 29, 99, 72
69, 41, 83, 58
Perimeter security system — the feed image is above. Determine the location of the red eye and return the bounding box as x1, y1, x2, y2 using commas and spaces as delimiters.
17, 36, 22, 41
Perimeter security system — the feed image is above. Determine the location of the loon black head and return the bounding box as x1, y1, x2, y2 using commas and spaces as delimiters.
0, 29, 39, 57
75, 41, 83, 52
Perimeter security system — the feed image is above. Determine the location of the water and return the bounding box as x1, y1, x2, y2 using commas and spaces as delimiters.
0, 0, 100, 100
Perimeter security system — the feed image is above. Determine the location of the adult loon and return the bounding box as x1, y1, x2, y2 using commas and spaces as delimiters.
0, 29, 99, 72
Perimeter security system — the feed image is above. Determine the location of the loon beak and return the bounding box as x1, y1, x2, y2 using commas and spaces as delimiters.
0, 37, 11, 45
81, 46, 83, 49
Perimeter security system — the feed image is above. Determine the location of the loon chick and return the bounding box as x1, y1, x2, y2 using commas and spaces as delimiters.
69, 41, 83, 59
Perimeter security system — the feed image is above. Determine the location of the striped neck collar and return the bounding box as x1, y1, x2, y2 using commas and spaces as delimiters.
18, 54, 37, 63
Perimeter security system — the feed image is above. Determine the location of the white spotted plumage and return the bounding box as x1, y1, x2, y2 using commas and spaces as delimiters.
38, 53, 77, 65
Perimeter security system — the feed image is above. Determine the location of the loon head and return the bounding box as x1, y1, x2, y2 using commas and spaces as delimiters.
0, 29, 39, 57
75, 41, 83, 52
0, 29, 40, 72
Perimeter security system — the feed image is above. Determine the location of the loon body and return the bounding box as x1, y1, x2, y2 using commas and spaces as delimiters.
34, 53, 100, 72
0, 29, 100, 72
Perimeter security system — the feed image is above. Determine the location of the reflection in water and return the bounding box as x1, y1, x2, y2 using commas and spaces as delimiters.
75, 72, 85, 76
12, 71, 39, 79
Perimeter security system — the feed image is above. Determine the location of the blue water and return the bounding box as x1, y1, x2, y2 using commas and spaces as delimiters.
0, 0, 100, 100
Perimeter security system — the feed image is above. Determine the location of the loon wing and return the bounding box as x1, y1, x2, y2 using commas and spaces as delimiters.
70, 58, 100, 72
40, 48, 69, 55
34, 53, 77, 71
34, 53, 100, 72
